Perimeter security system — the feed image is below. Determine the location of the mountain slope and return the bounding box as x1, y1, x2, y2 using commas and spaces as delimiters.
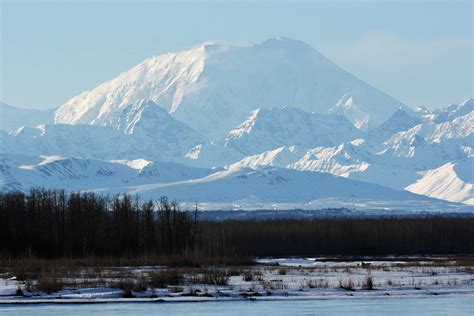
368, 108, 422, 142
224, 107, 362, 155
54, 37, 408, 139
226, 140, 420, 191
2, 100, 203, 162
0, 153, 213, 192
118, 166, 457, 210
406, 158, 474, 205
109, 99, 204, 155
227, 146, 303, 170
1, 124, 133, 160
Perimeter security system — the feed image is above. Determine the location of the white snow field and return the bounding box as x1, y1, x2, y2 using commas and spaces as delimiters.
1, 38, 473, 209
0, 257, 472, 305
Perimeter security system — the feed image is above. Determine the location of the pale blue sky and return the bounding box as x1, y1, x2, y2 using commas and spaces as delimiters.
1, 0, 472, 110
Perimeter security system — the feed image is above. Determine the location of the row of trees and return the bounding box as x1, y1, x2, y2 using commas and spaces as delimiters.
1, 189, 473, 258
0, 189, 198, 258
200, 217, 474, 256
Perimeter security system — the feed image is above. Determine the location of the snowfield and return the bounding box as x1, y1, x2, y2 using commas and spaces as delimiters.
0, 257, 473, 304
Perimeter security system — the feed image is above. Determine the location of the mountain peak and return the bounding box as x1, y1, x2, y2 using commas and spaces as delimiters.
188, 41, 234, 55
55, 38, 407, 139
390, 108, 419, 122
258, 36, 311, 47
255, 37, 317, 56
460, 98, 473, 108
434, 98, 474, 123
369, 108, 421, 142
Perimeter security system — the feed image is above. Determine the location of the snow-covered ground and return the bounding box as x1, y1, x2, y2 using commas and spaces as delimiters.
1, 257, 472, 304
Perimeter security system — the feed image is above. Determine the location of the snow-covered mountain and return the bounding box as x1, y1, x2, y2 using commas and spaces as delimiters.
0, 153, 213, 193
378, 111, 473, 170
212, 101, 474, 203
382, 110, 474, 147
224, 107, 362, 156
1, 37, 472, 209
433, 98, 474, 123
54, 37, 408, 139
368, 108, 422, 142
226, 140, 420, 191
1, 100, 203, 162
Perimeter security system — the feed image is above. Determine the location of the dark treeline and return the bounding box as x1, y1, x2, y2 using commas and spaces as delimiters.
200, 218, 474, 256
0, 189, 199, 258
1, 189, 473, 259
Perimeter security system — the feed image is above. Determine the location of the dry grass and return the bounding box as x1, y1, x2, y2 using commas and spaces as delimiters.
2, 255, 472, 296
261, 280, 288, 290
339, 278, 355, 291
305, 278, 329, 289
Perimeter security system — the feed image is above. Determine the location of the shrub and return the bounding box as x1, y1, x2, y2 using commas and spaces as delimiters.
278, 268, 287, 275
117, 278, 134, 291
362, 276, 374, 290
36, 274, 64, 293
201, 269, 229, 285
149, 269, 184, 288
14, 288, 24, 297
122, 289, 134, 298
135, 276, 148, 292
117, 276, 148, 293
242, 270, 255, 282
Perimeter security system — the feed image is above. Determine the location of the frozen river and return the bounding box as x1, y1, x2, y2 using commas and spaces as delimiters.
1, 296, 473, 316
